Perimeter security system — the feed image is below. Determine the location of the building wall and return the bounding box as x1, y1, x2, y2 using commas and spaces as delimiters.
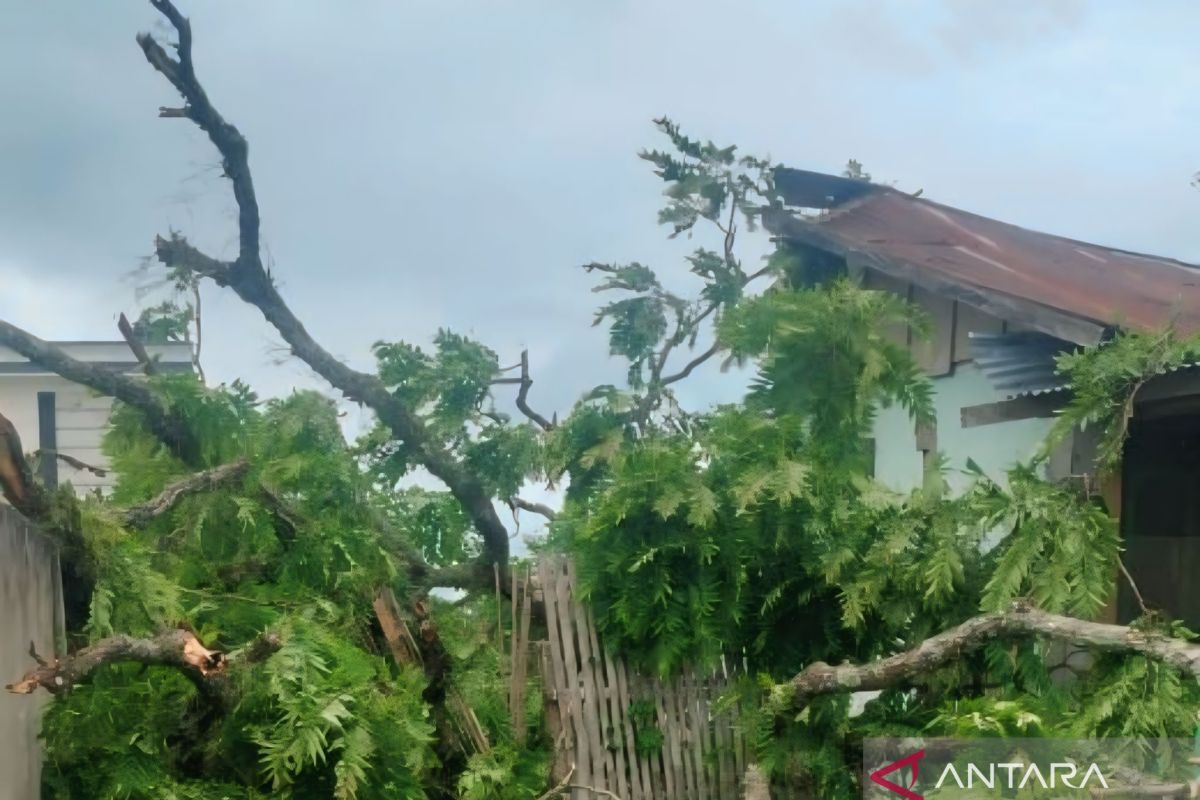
0, 507, 63, 800
861, 266, 1056, 493
0, 375, 117, 492
872, 363, 1054, 494
0, 341, 193, 495
0, 341, 191, 797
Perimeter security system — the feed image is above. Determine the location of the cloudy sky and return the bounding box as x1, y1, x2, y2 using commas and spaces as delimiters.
2, 0, 1199, 435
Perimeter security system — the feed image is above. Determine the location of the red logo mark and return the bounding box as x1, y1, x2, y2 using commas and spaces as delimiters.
869, 750, 925, 800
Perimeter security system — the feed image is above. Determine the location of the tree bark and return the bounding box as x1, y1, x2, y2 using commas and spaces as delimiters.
122, 459, 250, 527
787, 601, 1200, 711
6, 629, 280, 708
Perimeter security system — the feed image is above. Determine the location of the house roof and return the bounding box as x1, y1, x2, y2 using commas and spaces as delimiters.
766, 168, 1200, 345
0, 341, 194, 375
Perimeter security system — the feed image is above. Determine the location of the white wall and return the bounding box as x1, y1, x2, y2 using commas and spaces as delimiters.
0, 341, 192, 495
872, 362, 1054, 493
0, 375, 116, 493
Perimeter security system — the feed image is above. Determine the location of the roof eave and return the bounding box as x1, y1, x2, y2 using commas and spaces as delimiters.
763, 206, 1109, 347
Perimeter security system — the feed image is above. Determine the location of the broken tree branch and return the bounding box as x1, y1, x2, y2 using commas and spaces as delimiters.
0, 410, 43, 514
36, 450, 108, 478
786, 602, 1200, 712
6, 628, 281, 706
190, 281, 207, 384
122, 459, 250, 527
139, 0, 511, 573
6, 629, 220, 695
118, 311, 158, 376
514, 350, 554, 431
1118, 557, 1149, 616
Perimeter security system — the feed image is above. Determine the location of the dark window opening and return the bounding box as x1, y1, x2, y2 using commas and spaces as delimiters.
37, 391, 57, 489
1119, 410, 1200, 624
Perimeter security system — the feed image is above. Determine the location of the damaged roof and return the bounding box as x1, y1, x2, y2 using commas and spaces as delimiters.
766, 168, 1200, 345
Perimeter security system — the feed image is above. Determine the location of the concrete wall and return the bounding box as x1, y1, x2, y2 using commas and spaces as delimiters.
0, 506, 63, 800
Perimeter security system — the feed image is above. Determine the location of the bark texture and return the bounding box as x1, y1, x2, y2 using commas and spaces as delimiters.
789, 601, 1200, 710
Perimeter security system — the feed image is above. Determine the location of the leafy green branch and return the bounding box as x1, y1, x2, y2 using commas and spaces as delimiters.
1048, 325, 1200, 472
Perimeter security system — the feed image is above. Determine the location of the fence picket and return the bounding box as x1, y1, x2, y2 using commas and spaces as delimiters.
532, 557, 744, 799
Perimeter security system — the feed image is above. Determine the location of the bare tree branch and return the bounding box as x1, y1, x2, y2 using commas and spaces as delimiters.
659, 341, 719, 387
138, 0, 511, 572
137, 2, 258, 267
510, 496, 557, 521
154, 233, 231, 281
0, 320, 201, 466
1118, 557, 1149, 616
786, 602, 1200, 712
190, 281, 207, 384
118, 311, 158, 376
122, 459, 250, 527
515, 349, 554, 431
36, 450, 108, 478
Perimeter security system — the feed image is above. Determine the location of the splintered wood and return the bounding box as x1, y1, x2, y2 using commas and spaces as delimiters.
373, 588, 490, 755
536, 554, 747, 800
509, 565, 533, 744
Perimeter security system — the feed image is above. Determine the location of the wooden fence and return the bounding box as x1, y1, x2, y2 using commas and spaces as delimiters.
534, 554, 748, 800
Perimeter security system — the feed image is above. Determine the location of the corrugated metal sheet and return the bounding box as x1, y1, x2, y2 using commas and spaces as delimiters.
969, 331, 1073, 398
769, 169, 1200, 344
969, 331, 1200, 401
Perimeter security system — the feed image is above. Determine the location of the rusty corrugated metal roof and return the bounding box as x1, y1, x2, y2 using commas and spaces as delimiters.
767, 169, 1200, 345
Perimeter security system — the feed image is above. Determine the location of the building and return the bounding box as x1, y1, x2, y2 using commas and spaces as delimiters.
765, 169, 1200, 625
0, 340, 193, 493
0, 339, 193, 799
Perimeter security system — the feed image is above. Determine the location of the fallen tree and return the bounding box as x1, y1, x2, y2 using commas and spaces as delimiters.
5, 2, 1200, 798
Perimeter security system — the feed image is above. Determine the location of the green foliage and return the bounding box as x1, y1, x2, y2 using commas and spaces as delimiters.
720, 278, 934, 445
555, 121, 1200, 798
363, 328, 546, 505
1049, 326, 1200, 470
373, 330, 500, 433
563, 272, 950, 677
247, 620, 433, 800
377, 488, 474, 567
972, 463, 1119, 618
133, 301, 194, 345
638, 116, 775, 239
627, 700, 664, 756
583, 118, 777, 399
42, 383, 445, 798
1072, 654, 1200, 739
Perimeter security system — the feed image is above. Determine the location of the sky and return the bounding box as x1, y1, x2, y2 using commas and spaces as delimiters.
2, 0, 1199, 449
